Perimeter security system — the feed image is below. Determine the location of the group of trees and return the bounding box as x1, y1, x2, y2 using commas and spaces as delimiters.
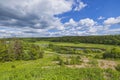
5, 35, 120, 45
31, 35, 120, 45
0, 39, 44, 62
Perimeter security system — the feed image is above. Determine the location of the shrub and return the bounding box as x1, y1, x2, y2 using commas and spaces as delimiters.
83, 49, 92, 53
94, 54, 102, 59
58, 59, 64, 66
69, 56, 82, 65
103, 47, 120, 59
0, 39, 44, 62
88, 59, 98, 67
115, 64, 120, 72
11, 65, 16, 68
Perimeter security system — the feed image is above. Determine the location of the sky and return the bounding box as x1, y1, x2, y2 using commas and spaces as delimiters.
0, 0, 120, 38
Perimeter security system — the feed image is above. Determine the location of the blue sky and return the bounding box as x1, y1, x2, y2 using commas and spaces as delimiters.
0, 0, 120, 37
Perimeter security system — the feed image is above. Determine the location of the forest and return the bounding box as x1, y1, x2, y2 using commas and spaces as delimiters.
20, 35, 120, 45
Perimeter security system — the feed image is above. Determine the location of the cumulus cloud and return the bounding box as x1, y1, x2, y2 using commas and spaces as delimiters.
79, 18, 96, 27
0, 0, 88, 37
104, 16, 120, 26
0, 0, 73, 29
0, 0, 120, 37
49, 18, 100, 37
74, 0, 87, 11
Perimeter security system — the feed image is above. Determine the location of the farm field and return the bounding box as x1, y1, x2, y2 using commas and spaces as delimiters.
0, 41, 120, 80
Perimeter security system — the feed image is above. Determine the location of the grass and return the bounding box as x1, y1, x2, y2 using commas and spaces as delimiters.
0, 52, 120, 80
35, 41, 119, 50
0, 41, 120, 80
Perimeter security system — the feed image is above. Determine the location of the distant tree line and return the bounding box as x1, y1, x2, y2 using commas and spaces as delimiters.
2, 35, 120, 45
35, 35, 120, 45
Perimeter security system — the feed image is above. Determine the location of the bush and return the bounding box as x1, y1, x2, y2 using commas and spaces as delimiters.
0, 39, 44, 62
22, 50, 31, 60
66, 56, 82, 65
83, 49, 92, 53
58, 59, 64, 66
94, 54, 102, 59
103, 47, 120, 59
28, 44, 44, 60
115, 64, 120, 72
88, 59, 98, 67
11, 65, 16, 68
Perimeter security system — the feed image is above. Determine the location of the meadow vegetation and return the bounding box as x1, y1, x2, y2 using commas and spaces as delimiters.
0, 36, 120, 80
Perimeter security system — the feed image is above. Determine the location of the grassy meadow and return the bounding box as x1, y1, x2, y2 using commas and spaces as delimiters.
0, 40, 120, 80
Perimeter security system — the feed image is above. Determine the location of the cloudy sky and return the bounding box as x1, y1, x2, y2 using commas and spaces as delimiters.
0, 0, 120, 37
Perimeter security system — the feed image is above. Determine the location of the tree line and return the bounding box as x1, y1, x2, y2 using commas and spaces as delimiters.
35, 35, 120, 45
3, 35, 120, 45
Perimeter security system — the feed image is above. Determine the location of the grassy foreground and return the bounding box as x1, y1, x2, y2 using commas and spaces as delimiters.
0, 41, 120, 80
0, 53, 120, 80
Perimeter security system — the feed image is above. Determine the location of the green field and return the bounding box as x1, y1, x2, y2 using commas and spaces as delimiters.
0, 41, 120, 80
0, 53, 120, 80
35, 41, 119, 50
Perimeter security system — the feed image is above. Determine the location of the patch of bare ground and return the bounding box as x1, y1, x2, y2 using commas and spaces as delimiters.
98, 60, 117, 70
52, 61, 59, 64
41, 66, 60, 69
65, 57, 117, 69
103, 72, 113, 80
66, 57, 90, 68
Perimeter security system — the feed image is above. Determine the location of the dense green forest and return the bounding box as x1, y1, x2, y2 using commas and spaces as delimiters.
2, 35, 120, 45
12, 35, 120, 45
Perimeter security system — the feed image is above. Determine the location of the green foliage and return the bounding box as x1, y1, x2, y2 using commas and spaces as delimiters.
65, 56, 82, 65
22, 50, 31, 60
50, 45, 79, 54
88, 59, 98, 67
70, 56, 82, 65
115, 64, 120, 72
103, 47, 120, 59
11, 65, 16, 68
53, 56, 61, 61
83, 49, 92, 53
32, 35, 120, 45
54, 56, 64, 66
58, 59, 64, 66
0, 39, 44, 62
94, 54, 102, 59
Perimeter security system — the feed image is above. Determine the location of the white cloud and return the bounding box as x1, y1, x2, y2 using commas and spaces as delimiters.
79, 18, 96, 27
0, 0, 74, 30
98, 16, 105, 20
104, 16, 120, 25
0, 0, 120, 37
74, 0, 87, 11
1, 0, 73, 16
0, 0, 88, 38
64, 18, 77, 28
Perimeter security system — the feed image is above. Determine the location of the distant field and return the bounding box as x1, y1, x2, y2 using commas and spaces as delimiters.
35, 41, 118, 50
